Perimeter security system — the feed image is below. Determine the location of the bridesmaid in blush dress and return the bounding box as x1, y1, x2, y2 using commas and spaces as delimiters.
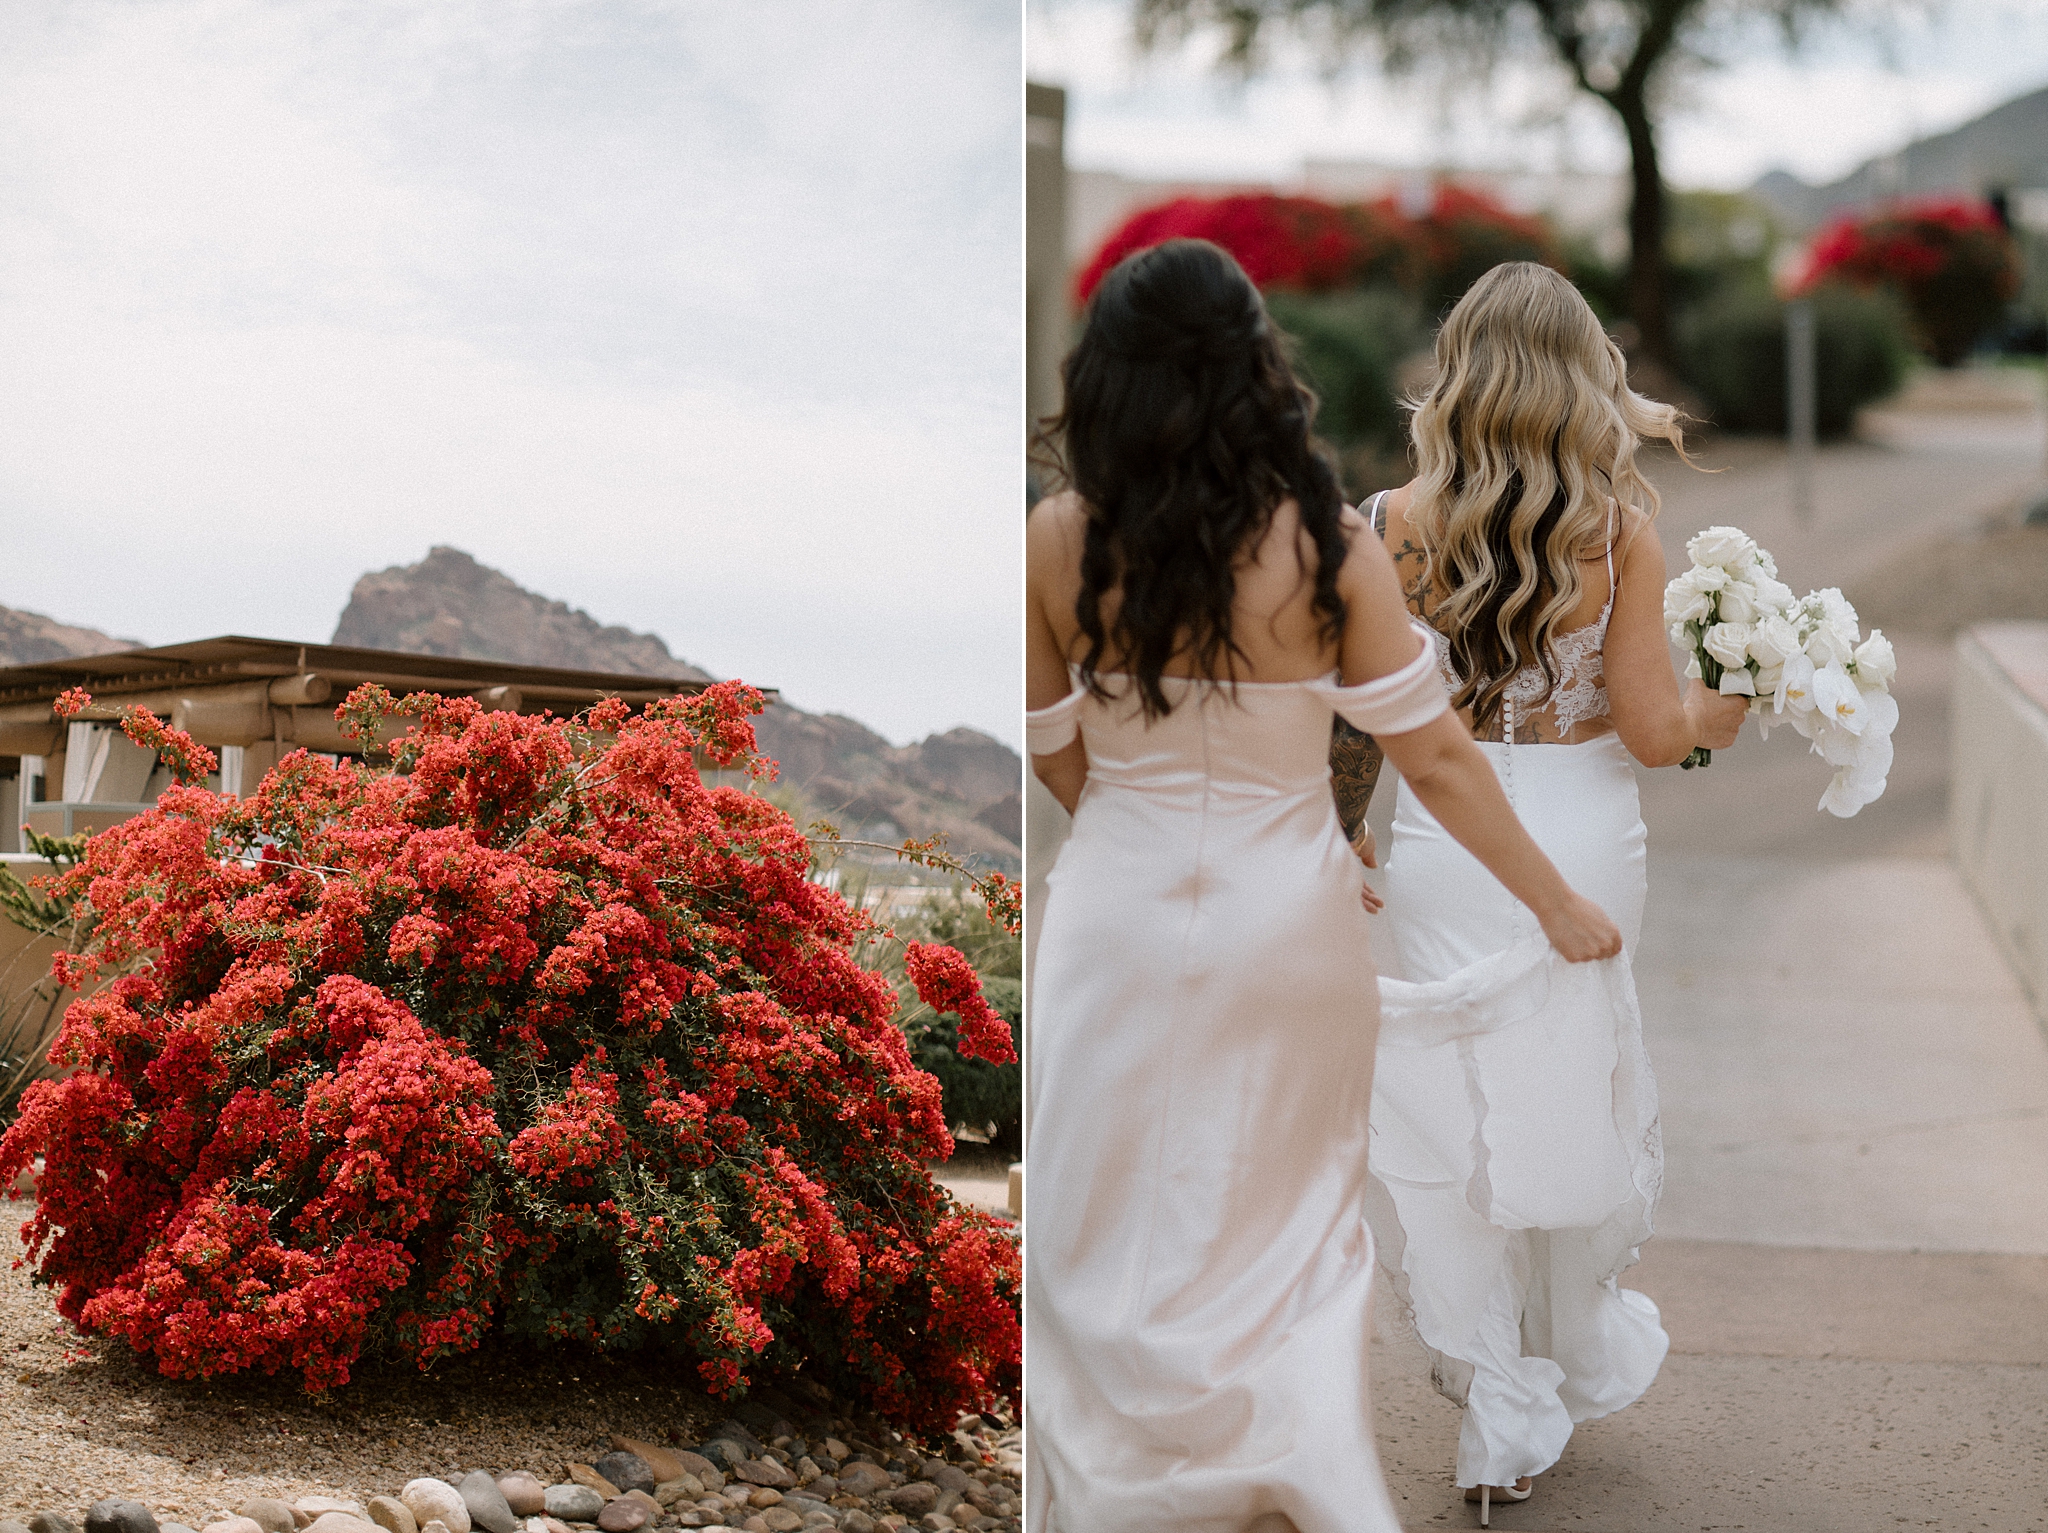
1023, 240, 1624, 1533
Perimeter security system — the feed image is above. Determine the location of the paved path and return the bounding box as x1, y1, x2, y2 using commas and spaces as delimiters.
1367, 403, 2048, 1530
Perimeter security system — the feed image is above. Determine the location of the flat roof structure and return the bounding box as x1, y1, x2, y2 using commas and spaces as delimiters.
0, 636, 751, 850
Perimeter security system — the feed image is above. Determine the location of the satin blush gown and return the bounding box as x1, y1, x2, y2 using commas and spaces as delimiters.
1023, 624, 1448, 1533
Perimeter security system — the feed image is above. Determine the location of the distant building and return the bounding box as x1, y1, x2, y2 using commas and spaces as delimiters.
0, 636, 714, 852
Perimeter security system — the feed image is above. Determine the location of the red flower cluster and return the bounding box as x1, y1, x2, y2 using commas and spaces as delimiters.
0, 682, 1017, 1424
1794, 196, 2021, 366
905, 943, 1015, 1067
1074, 185, 1556, 307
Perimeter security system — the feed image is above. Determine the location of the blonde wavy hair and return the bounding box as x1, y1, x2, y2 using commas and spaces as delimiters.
1406, 261, 1685, 734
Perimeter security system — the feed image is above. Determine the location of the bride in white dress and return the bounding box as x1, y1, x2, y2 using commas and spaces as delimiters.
1352, 262, 1748, 1521
1024, 240, 1625, 1533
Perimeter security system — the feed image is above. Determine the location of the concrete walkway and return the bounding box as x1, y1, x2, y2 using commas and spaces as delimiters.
1368, 395, 2048, 1531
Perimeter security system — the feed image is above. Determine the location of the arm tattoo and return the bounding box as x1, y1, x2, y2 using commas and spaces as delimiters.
1389, 539, 1431, 616
1330, 715, 1385, 855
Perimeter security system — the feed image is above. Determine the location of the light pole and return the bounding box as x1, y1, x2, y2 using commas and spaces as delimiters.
1786, 296, 1817, 524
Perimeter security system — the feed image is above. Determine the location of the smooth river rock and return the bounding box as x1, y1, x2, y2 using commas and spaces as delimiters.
302, 1516, 377, 1533
85, 1504, 158, 1533
399, 1483, 471, 1533
591, 1451, 654, 1496
592, 1506, 644, 1533
609, 1436, 685, 1484
835, 1463, 891, 1498
884, 1484, 937, 1517
539, 1488, 602, 1525
202, 1520, 264, 1533
494, 1477, 545, 1520
235, 1506, 294, 1533
454, 1474, 517, 1533
362, 1500, 414, 1533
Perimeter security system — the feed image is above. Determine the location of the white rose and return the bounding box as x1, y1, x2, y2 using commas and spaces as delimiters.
1753, 576, 1796, 614
1752, 661, 1785, 698
1663, 574, 1713, 627
1748, 612, 1801, 668
1717, 579, 1762, 623
1812, 587, 1862, 648
1852, 628, 1897, 691
1718, 666, 1757, 696
1703, 621, 1754, 670
1687, 526, 1759, 570
1803, 617, 1856, 668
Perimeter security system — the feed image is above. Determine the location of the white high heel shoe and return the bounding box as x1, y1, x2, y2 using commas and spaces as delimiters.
1464, 1478, 1533, 1526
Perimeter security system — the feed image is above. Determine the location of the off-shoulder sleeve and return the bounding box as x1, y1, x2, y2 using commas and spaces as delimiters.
1314, 619, 1450, 736
1026, 689, 1085, 755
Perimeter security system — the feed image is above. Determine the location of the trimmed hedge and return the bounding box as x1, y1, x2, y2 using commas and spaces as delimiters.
1676, 285, 1912, 438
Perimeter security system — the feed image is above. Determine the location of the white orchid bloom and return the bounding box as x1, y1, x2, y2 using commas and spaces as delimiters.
1810, 662, 1869, 738
1818, 698, 1896, 817
1776, 651, 1816, 716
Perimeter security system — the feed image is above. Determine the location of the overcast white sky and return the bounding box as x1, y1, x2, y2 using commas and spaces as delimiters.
1029, 0, 2048, 191
0, 1, 1022, 751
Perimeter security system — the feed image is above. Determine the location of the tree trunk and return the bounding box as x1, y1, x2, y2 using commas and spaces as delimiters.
1613, 88, 1671, 365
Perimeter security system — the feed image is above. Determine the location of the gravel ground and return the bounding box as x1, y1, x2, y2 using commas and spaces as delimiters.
0, 1198, 1019, 1528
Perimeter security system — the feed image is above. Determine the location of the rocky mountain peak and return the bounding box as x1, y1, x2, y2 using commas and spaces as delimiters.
332, 546, 713, 681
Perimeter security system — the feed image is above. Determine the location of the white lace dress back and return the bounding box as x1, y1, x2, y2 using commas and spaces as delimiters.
1371, 490, 1617, 744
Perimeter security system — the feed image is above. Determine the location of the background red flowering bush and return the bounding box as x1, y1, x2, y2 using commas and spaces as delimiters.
1794, 196, 2021, 366
1073, 185, 1555, 310
0, 683, 1018, 1427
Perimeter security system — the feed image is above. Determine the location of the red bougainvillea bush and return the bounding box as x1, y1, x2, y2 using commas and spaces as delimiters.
1794, 196, 2020, 366
1074, 185, 1556, 308
0, 683, 1018, 1427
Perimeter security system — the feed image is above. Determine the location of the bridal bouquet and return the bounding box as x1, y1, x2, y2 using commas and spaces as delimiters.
1664, 525, 1899, 817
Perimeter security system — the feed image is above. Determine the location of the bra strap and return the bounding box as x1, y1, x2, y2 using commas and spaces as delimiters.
1367, 490, 1390, 539
1603, 502, 1617, 613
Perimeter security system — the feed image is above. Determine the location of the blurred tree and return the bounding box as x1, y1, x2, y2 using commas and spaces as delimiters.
1132, 0, 1856, 365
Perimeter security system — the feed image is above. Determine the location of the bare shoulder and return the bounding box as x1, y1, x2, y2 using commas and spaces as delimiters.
1615, 505, 1665, 572
1026, 490, 1088, 575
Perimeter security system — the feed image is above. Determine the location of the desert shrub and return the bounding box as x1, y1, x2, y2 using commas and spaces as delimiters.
1676, 284, 1912, 437
1796, 197, 2021, 367
1265, 286, 1430, 455
0, 684, 1018, 1425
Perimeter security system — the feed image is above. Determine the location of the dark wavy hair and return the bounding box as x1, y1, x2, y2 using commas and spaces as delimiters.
1041, 238, 1350, 718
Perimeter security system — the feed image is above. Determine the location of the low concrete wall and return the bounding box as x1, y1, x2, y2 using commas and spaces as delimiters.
1952, 625, 2048, 1017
